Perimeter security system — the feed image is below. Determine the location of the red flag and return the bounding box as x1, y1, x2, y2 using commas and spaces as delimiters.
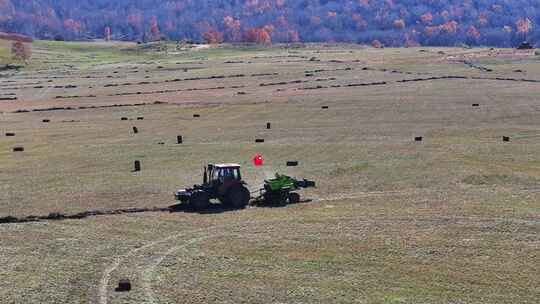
253, 154, 264, 166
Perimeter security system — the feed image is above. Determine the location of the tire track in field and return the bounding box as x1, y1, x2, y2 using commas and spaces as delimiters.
96, 189, 408, 303
99, 220, 280, 304
98, 226, 213, 304
97, 189, 414, 304
99, 187, 539, 304
141, 235, 211, 304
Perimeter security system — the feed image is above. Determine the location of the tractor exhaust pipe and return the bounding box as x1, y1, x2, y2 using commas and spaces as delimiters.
203, 166, 208, 184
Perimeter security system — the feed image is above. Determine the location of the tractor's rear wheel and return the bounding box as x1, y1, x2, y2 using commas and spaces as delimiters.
226, 186, 250, 209
190, 190, 210, 210
288, 192, 300, 204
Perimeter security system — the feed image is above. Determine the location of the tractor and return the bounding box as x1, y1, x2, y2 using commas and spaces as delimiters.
175, 163, 250, 209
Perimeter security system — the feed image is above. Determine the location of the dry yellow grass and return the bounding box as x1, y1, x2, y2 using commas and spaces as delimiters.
0, 42, 539, 303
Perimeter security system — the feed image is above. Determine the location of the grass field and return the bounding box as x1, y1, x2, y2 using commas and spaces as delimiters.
0, 41, 539, 303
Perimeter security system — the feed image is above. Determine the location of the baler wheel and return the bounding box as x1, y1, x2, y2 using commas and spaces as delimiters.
288, 192, 300, 204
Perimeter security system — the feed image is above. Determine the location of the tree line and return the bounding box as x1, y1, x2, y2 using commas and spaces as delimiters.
0, 0, 538, 47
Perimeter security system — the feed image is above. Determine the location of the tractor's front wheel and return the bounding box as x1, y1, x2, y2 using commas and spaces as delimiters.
226, 186, 250, 209
190, 190, 210, 210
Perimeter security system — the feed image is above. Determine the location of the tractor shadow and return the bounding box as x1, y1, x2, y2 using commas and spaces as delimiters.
0, 199, 316, 225
168, 199, 313, 214
168, 203, 240, 214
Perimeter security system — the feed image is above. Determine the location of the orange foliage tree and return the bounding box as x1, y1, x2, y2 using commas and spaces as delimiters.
420, 12, 433, 24
393, 19, 405, 30
439, 21, 458, 34
149, 16, 160, 40
11, 41, 31, 64
202, 30, 223, 44
466, 26, 480, 40
64, 19, 82, 34
127, 14, 142, 34
245, 28, 271, 45
516, 18, 532, 34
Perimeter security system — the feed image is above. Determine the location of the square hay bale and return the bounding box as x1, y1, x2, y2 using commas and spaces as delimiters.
115, 279, 131, 292
133, 160, 141, 172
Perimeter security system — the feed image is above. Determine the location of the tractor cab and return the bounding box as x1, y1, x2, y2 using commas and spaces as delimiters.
204, 163, 243, 191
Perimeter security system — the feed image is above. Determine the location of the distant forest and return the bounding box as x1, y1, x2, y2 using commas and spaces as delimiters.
0, 0, 539, 47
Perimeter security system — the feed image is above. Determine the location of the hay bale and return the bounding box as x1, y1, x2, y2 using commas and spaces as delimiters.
255, 138, 265, 143
177, 135, 183, 144
415, 136, 423, 142
286, 161, 299, 167
193, 114, 200, 118
42, 119, 50, 123
266, 122, 271, 129
503, 136, 510, 142
13, 146, 24, 152
132, 127, 138, 134
321, 106, 329, 109
5, 132, 15, 137
121, 117, 128, 121
472, 103, 480, 107
133, 160, 141, 172
115, 279, 131, 292
137, 117, 144, 120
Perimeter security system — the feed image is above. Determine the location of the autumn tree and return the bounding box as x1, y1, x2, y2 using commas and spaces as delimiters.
223, 16, 242, 42
287, 30, 300, 43
371, 39, 382, 48
245, 28, 271, 45
202, 30, 223, 44
11, 41, 31, 64
478, 14, 488, 27
2, 0, 540, 47
516, 17, 532, 40
104, 26, 111, 41
420, 12, 433, 24
393, 19, 405, 30
466, 26, 481, 40
127, 13, 142, 37
0, 0, 14, 23
148, 16, 160, 41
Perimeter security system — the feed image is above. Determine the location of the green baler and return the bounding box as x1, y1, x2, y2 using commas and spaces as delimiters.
255, 174, 316, 205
